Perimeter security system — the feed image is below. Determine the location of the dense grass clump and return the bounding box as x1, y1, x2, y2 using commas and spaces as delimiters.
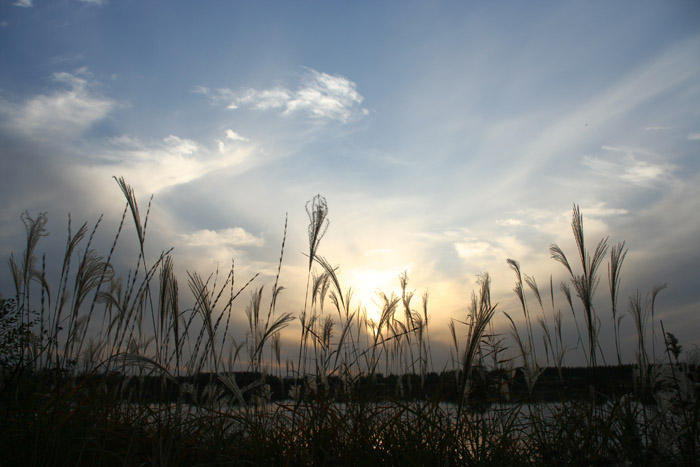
0, 177, 698, 466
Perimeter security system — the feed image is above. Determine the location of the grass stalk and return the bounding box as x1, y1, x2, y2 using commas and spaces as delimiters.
1, 185, 697, 465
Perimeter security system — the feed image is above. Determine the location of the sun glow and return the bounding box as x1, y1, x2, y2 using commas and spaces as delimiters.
346, 267, 408, 328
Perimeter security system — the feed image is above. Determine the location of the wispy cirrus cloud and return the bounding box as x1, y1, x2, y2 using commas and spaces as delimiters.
197, 68, 368, 124
178, 227, 264, 248
13, 0, 32, 7
496, 218, 523, 227
0, 69, 261, 202
216, 129, 249, 153
582, 145, 675, 188
225, 129, 248, 142
85, 131, 259, 194
645, 126, 670, 131
168, 226, 266, 278
487, 35, 700, 195
236, 87, 291, 111
688, 132, 700, 141
454, 235, 531, 265
1, 69, 115, 137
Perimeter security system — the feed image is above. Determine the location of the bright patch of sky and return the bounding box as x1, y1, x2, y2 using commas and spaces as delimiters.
1, 1, 699, 367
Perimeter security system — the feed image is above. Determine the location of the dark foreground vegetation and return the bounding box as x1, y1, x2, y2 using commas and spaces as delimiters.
10, 365, 678, 406
1, 178, 698, 465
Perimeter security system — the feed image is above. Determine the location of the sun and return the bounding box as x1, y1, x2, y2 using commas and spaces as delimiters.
346, 267, 408, 328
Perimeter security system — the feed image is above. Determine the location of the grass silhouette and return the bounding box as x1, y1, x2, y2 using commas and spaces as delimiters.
0, 179, 697, 465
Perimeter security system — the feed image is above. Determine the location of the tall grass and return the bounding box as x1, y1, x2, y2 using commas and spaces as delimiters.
550, 204, 609, 370
0, 181, 697, 466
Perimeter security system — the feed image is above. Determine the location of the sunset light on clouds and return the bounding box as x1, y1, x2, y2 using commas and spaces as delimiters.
1, 1, 699, 367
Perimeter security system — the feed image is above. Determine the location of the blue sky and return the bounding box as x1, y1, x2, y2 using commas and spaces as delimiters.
1, 0, 699, 367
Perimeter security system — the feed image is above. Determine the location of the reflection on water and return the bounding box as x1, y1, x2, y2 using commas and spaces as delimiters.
133, 398, 631, 428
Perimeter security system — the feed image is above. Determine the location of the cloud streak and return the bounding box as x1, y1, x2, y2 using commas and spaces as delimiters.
583, 146, 676, 188
178, 227, 264, 248
2, 69, 116, 138
85, 133, 259, 194
489, 35, 700, 193
200, 68, 368, 124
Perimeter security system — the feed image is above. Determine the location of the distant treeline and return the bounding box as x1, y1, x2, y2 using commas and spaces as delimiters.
42, 364, 696, 407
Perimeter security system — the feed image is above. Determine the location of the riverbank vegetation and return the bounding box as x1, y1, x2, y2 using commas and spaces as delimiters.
1, 178, 698, 465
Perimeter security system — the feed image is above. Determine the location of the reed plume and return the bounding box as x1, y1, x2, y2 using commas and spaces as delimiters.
550, 204, 608, 369
608, 241, 627, 365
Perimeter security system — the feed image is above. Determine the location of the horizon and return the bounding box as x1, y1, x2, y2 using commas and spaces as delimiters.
1, 1, 699, 369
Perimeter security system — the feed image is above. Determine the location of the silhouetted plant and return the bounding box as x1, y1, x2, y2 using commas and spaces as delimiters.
608, 241, 627, 365
0, 296, 37, 371
0, 182, 697, 466
550, 204, 609, 369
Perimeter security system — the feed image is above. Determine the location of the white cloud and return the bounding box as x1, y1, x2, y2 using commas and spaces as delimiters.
0, 70, 261, 196
490, 36, 700, 193
515, 204, 624, 247
178, 227, 264, 248
497, 218, 523, 227
86, 133, 258, 194
6, 70, 115, 137
13, 0, 32, 7
583, 146, 675, 188
204, 68, 367, 123
454, 235, 530, 264
620, 162, 670, 185
238, 87, 291, 111
216, 129, 249, 154
191, 86, 238, 108
162, 134, 197, 154
688, 132, 700, 141
79, 0, 107, 5
575, 202, 627, 218
225, 129, 248, 142
455, 240, 492, 259
283, 69, 365, 122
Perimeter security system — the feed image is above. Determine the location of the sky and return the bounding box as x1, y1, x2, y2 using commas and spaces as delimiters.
1, 0, 699, 369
